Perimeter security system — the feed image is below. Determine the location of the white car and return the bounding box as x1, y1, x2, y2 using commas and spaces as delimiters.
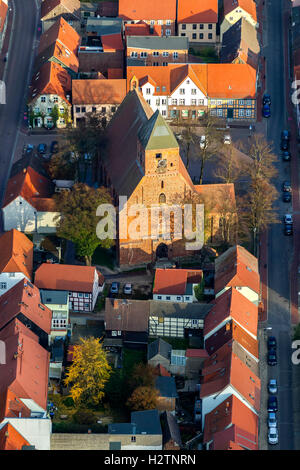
268, 379, 278, 394
224, 134, 231, 144
284, 214, 293, 224
268, 412, 277, 428
268, 427, 278, 445
123, 283, 132, 295
200, 135, 207, 149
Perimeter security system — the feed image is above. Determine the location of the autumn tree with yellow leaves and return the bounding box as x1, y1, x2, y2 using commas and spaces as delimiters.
64, 337, 111, 407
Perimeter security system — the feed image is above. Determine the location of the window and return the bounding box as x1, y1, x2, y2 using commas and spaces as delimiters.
191, 89, 197, 95
208, 33, 212, 39
146, 99, 151, 104
156, 86, 160, 92
192, 319, 198, 326
153, 51, 159, 56
92, 106, 96, 112
217, 109, 223, 116
111, 106, 116, 113
217, 100, 222, 105
140, 52, 147, 58
163, 51, 169, 57
101, 107, 106, 113
179, 88, 185, 95
84, 303, 89, 308
162, 99, 166, 105
162, 110, 166, 116
150, 20, 155, 25
176, 296, 181, 300
210, 99, 216, 105
193, 24, 197, 30
191, 99, 197, 105
162, 86, 166, 92
78, 293, 83, 298
228, 99, 234, 105
158, 20, 163, 25
156, 98, 160, 105
246, 99, 252, 106
0, 282, 7, 289
198, 99, 204, 105
181, 33, 186, 36
173, 52, 178, 59
162, 62, 168, 66
239, 109, 245, 117
208, 24, 213, 29
53, 96, 58, 103
200, 24, 204, 29
179, 99, 185, 105
161, 181, 164, 188
199, 33, 204, 39
41, 96, 46, 102
76, 106, 80, 113
166, 29, 171, 36
246, 109, 252, 117
9, 273, 15, 278
166, 20, 171, 25
166, 296, 171, 300
146, 88, 151, 94
153, 62, 159, 66
192, 33, 197, 39
182, 24, 186, 30
81, 106, 86, 112
131, 51, 138, 58
34, 107, 40, 113
47, 107, 52, 113
157, 295, 162, 300
156, 153, 162, 159
159, 193, 166, 203
59, 108, 64, 113
239, 99, 245, 105
84, 293, 89, 298
172, 99, 177, 105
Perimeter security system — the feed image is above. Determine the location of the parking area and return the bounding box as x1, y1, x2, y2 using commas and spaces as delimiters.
106, 280, 153, 300
14, 130, 59, 164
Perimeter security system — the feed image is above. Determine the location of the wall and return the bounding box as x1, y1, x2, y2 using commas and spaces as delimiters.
3, 197, 36, 232
2, 417, 52, 450
0, 272, 29, 296
78, 50, 124, 75
30, 94, 71, 128
73, 103, 119, 126
221, 9, 258, 39
127, 46, 188, 66
51, 433, 162, 450
37, 211, 60, 233
153, 293, 193, 303
178, 23, 217, 43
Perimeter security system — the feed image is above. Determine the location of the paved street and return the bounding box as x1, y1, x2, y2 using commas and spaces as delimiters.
0, 0, 39, 232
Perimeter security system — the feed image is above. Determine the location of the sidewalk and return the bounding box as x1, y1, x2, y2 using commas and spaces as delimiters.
0, 4, 13, 80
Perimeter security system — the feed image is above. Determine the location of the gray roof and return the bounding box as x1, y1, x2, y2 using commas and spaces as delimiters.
40, 289, 68, 305
147, 338, 172, 361
105, 298, 150, 332
127, 36, 188, 51
149, 300, 212, 319
155, 376, 178, 398
109, 410, 162, 435
161, 411, 182, 447
86, 17, 122, 36
138, 110, 179, 150
221, 18, 260, 68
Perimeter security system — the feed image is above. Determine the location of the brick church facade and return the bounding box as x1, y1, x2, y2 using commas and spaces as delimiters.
101, 90, 236, 268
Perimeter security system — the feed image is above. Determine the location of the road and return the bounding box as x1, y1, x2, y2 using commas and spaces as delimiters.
263, 0, 295, 450
0, 0, 39, 232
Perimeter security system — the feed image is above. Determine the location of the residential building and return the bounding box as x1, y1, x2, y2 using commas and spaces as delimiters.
2, 167, 59, 233
177, 0, 218, 44
220, 0, 258, 40
96, 1, 118, 18
185, 348, 209, 379
80, 2, 98, 21
220, 17, 260, 70
124, 22, 162, 38
161, 411, 182, 450
0, 230, 33, 296
149, 300, 211, 339
105, 298, 149, 347
0, 422, 31, 450
103, 89, 236, 267
0, 0, 8, 51
155, 376, 178, 414
126, 36, 188, 66
203, 395, 258, 450
214, 245, 260, 304
153, 268, 203, 303
40, 289, 70, 339
35, 264, 104, 312
118, 0, 176, 36
41, 0, 81, 33
72, 79, 127, 126
147, 337, 172, 369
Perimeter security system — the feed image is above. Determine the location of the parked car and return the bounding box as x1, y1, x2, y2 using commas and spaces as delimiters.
268, 396, 278, 412
50, 141, 59, 154
200, 135, 206, 149
262, 104, 271, 118
268, 427, 278, 445
282, 151, 291, 161
268, 412, 277, 428
263, 94, 271, 105
123, 283, 132, 295
282, 192, 292, 203
282, 181, 292, 192
224, 134, 231, 144
284, 224, 293, 236
284, 214, 293, 225
110, 282, 119, 294
281, 130, 290, 141
37, 143, 47, 154
280, 130, 290, 150
268, 379, 278, 394
23, 144, 34, 154
268, 349, 277, 366
267, 336, 277, 349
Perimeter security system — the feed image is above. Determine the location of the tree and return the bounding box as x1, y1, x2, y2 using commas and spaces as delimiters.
47, 152, 75, 180
240, 133, 278, 181
128, 363, 156, 391
126, 386, 159, 411
180, 121, 195, 169
50, 105, 59, 128
64, 337, 111, 407
214, 145, 244, 184
55, 183, 114, 265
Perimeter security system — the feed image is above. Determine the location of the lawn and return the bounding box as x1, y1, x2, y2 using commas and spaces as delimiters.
122, 348, 146, 375
148, 336, 189, 350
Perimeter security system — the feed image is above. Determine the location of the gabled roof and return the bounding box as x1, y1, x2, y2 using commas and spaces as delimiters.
161, 411, 182, 447
0, 319, 50, 411
148, 338, 172, 361
38, 17, 80, 58
153, 268, 202, 295
34, 263, 102, 293
2, 166, 54, 210
204, 287, 258, 338
86, 16, 122, 36
72, 79, 127, 105
223, 0, 257, 22
207, 63, 256, 98
154, 364, 171, 377
203, 395, 258, 447
127, 36, 188, 51
10, 152, 49, 179
0, 422, 30, 451
155, 376, 178, 398
105, 298, 150, 332
214, 245, 259, 296
138, 110, 179, 150
125, 22, 161, 38
221, 18, 260, 69
0, 279, 52, 334
118, 0, 177, 21
177, 0, 218, 24
41, 0, 81, 20
0, 230, 33, 280
0, 388, 31, 422
200, 351, 261, 413
211, 423, 257, 450
101, 33, 124, 52
29, 61, 71, 104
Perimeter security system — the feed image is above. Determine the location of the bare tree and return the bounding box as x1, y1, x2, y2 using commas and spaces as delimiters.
239, 133, 278, 181
180, 120, 195, 170
214, 145, 244, 184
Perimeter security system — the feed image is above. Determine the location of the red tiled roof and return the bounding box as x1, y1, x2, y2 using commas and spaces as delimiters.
41, 0, 81, 20
0, 388, 31, 422
101, 33, 124, 52
29, 61, 72, 104
119, 0, 177, 20
154, 364, 171, 377
214, 245, 260, 296
0, 319, 50, 411
107, 68, 124, 79
211, 424, 257, 450
0, 230, 33, 280
153, 268, 203, 295
223, 0, 257, 22
0, 279, 52, 334
2, 167, 54, 210
203, 395, 258, 447
186, 348, 209, 358
72, 79, 127, 105
178, 0, 218, 24
207, 63, 256, 98
125, 23, 161, 37
0, 0, 8, 34
0, 422, 30, 451
204, 288, 258, 338
34, 263, 100, 293
195, 183, 236, 212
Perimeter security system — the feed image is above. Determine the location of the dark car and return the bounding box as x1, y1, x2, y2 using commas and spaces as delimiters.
280, 130, 290, 150
268, 336, 277, 349
282, 181, 292, 192
263, 94, 271, 105
37, 143, 47, 154
262, 104, 271, 118
284, 224, 293, 236
268, 396, 278, 412
50, 141, 59, 154
268, 349, 277, 366
282, 151, 291, 161
281, 130, 290, 141
282, 192, 292, 203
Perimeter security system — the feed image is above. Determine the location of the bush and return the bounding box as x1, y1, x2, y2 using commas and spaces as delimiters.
63, 396, 75, 408
72, 409, 97, 425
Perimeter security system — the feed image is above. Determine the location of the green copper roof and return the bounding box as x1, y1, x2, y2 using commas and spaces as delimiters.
138, 110, 179, 150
